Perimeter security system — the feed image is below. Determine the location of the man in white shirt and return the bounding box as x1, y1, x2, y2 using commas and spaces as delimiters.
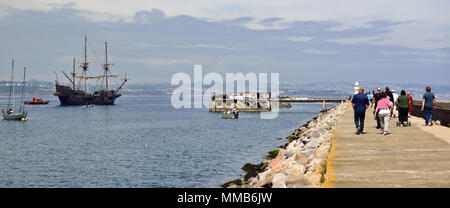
392, 90, 399, 118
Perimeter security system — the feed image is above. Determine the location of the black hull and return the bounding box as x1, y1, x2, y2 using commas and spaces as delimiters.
24, 101, 49, 105
54, 84, 121, 106
25, 103, 49, 105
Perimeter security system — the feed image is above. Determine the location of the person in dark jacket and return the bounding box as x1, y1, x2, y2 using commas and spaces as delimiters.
351, 88, 370, 135
373, 88, 383, 129
395, 90, 410, 126
385, 87, 394, 117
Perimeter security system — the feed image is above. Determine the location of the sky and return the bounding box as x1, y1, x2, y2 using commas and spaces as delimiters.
0, 0, 449, 85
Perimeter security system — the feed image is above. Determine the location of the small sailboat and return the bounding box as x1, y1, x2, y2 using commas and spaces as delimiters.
82, 104, 95, 108
2, 59, 28, 121
278, 102, 292, 109
221, 109, 239, 119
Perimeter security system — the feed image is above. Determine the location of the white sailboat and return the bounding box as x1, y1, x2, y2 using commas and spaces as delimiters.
2, 59, 28, 121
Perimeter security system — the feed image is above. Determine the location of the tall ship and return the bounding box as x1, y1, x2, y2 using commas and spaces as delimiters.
54, 36, 128, 105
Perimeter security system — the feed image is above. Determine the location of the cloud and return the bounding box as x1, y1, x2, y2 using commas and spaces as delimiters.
302, 49, 336, 55
2, 1, 449, 49
328, 36, 382, 45
135, 9, 165, 24
181, 44, 238, 51
410, 58, 450, 64
221, 17, 254, 26
47, 2, 77, 9
380, 51, 450, 58
0, 5, 449, 84
259, 18, 283, 26
287, 36, 315, 42
123, 57, 193, 67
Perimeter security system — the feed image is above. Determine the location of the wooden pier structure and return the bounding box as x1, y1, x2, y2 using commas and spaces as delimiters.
209, 93, 347, 112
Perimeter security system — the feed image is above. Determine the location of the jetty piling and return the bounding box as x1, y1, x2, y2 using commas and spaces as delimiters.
209, 93, 345, 112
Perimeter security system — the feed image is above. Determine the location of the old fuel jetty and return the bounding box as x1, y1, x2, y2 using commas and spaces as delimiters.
209, 92, 346, 112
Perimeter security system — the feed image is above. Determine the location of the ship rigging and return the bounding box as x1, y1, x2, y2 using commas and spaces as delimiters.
54, 36, 128, 105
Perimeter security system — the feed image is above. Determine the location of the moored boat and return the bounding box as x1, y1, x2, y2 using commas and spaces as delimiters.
24, 98, 49, 105
2, 59, 28, 121
54, 36, 128, 106
279, 102, 292, 108
2, 109, 27, 120
222, 109, 239, 119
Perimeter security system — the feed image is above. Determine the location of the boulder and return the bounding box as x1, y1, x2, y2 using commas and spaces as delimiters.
307, 158, 326, 174
286, 135, 297, 142
284, 163, 306, 185
252, 171, 271, 188
301, 138, 310, 145
272, 173, 287, 188
315, 146, 330, 159
267, 149, 280, 159
248, 177, 259, 186
285, 142, 304, 158
286, 184, 303, 188
241, 162, 267, 181
294, 153, 309, 165
304, 171, 323, 186
268, 154, 285, 168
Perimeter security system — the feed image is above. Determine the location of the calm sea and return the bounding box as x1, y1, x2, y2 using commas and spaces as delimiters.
0, 95, 332, 187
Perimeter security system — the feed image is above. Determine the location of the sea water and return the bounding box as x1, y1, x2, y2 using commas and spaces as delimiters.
0, 95, 331, 187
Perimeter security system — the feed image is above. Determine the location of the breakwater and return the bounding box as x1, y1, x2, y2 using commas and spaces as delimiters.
223, 102, 348, 188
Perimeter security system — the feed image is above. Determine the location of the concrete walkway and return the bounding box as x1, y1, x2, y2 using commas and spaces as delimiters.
324, 105, 450, 188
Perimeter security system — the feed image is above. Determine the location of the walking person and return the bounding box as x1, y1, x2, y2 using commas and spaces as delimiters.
407, 92, 413, 115
351, 88, 370, 135
374, 92, 392, 135
395, 90, 410, 126
367, 93, 372, 106
370, 92, 375, 107
373, 88, 383, 129
421, 86, 436, 126
392, 90, 399, 103
385, 87, 394, 118
392, 90, 399, 118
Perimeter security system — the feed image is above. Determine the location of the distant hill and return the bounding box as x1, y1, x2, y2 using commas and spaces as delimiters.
1, 80, 449, 99
289, 81, 450, 100
0, 80, 55, 96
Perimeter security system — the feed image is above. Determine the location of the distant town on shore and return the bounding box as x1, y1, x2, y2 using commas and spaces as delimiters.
1, 79, 450, 99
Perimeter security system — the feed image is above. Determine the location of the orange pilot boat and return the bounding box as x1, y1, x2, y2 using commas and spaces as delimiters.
24, 98, 49, 105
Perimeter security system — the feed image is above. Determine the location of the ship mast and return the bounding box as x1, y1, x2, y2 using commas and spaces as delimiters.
72, 37, 126, 92
19, 66, 26, 113
7, 59, 14, 110
116, 73, 128, 92
81, 35, 88, 93
103, 41, 110, 91
72, 57, 76, 90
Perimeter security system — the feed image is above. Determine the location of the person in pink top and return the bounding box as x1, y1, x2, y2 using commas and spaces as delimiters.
374, 92, 392, 135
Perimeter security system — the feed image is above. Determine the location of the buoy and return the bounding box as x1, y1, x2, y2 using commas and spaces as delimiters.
21, 117, 28, 121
